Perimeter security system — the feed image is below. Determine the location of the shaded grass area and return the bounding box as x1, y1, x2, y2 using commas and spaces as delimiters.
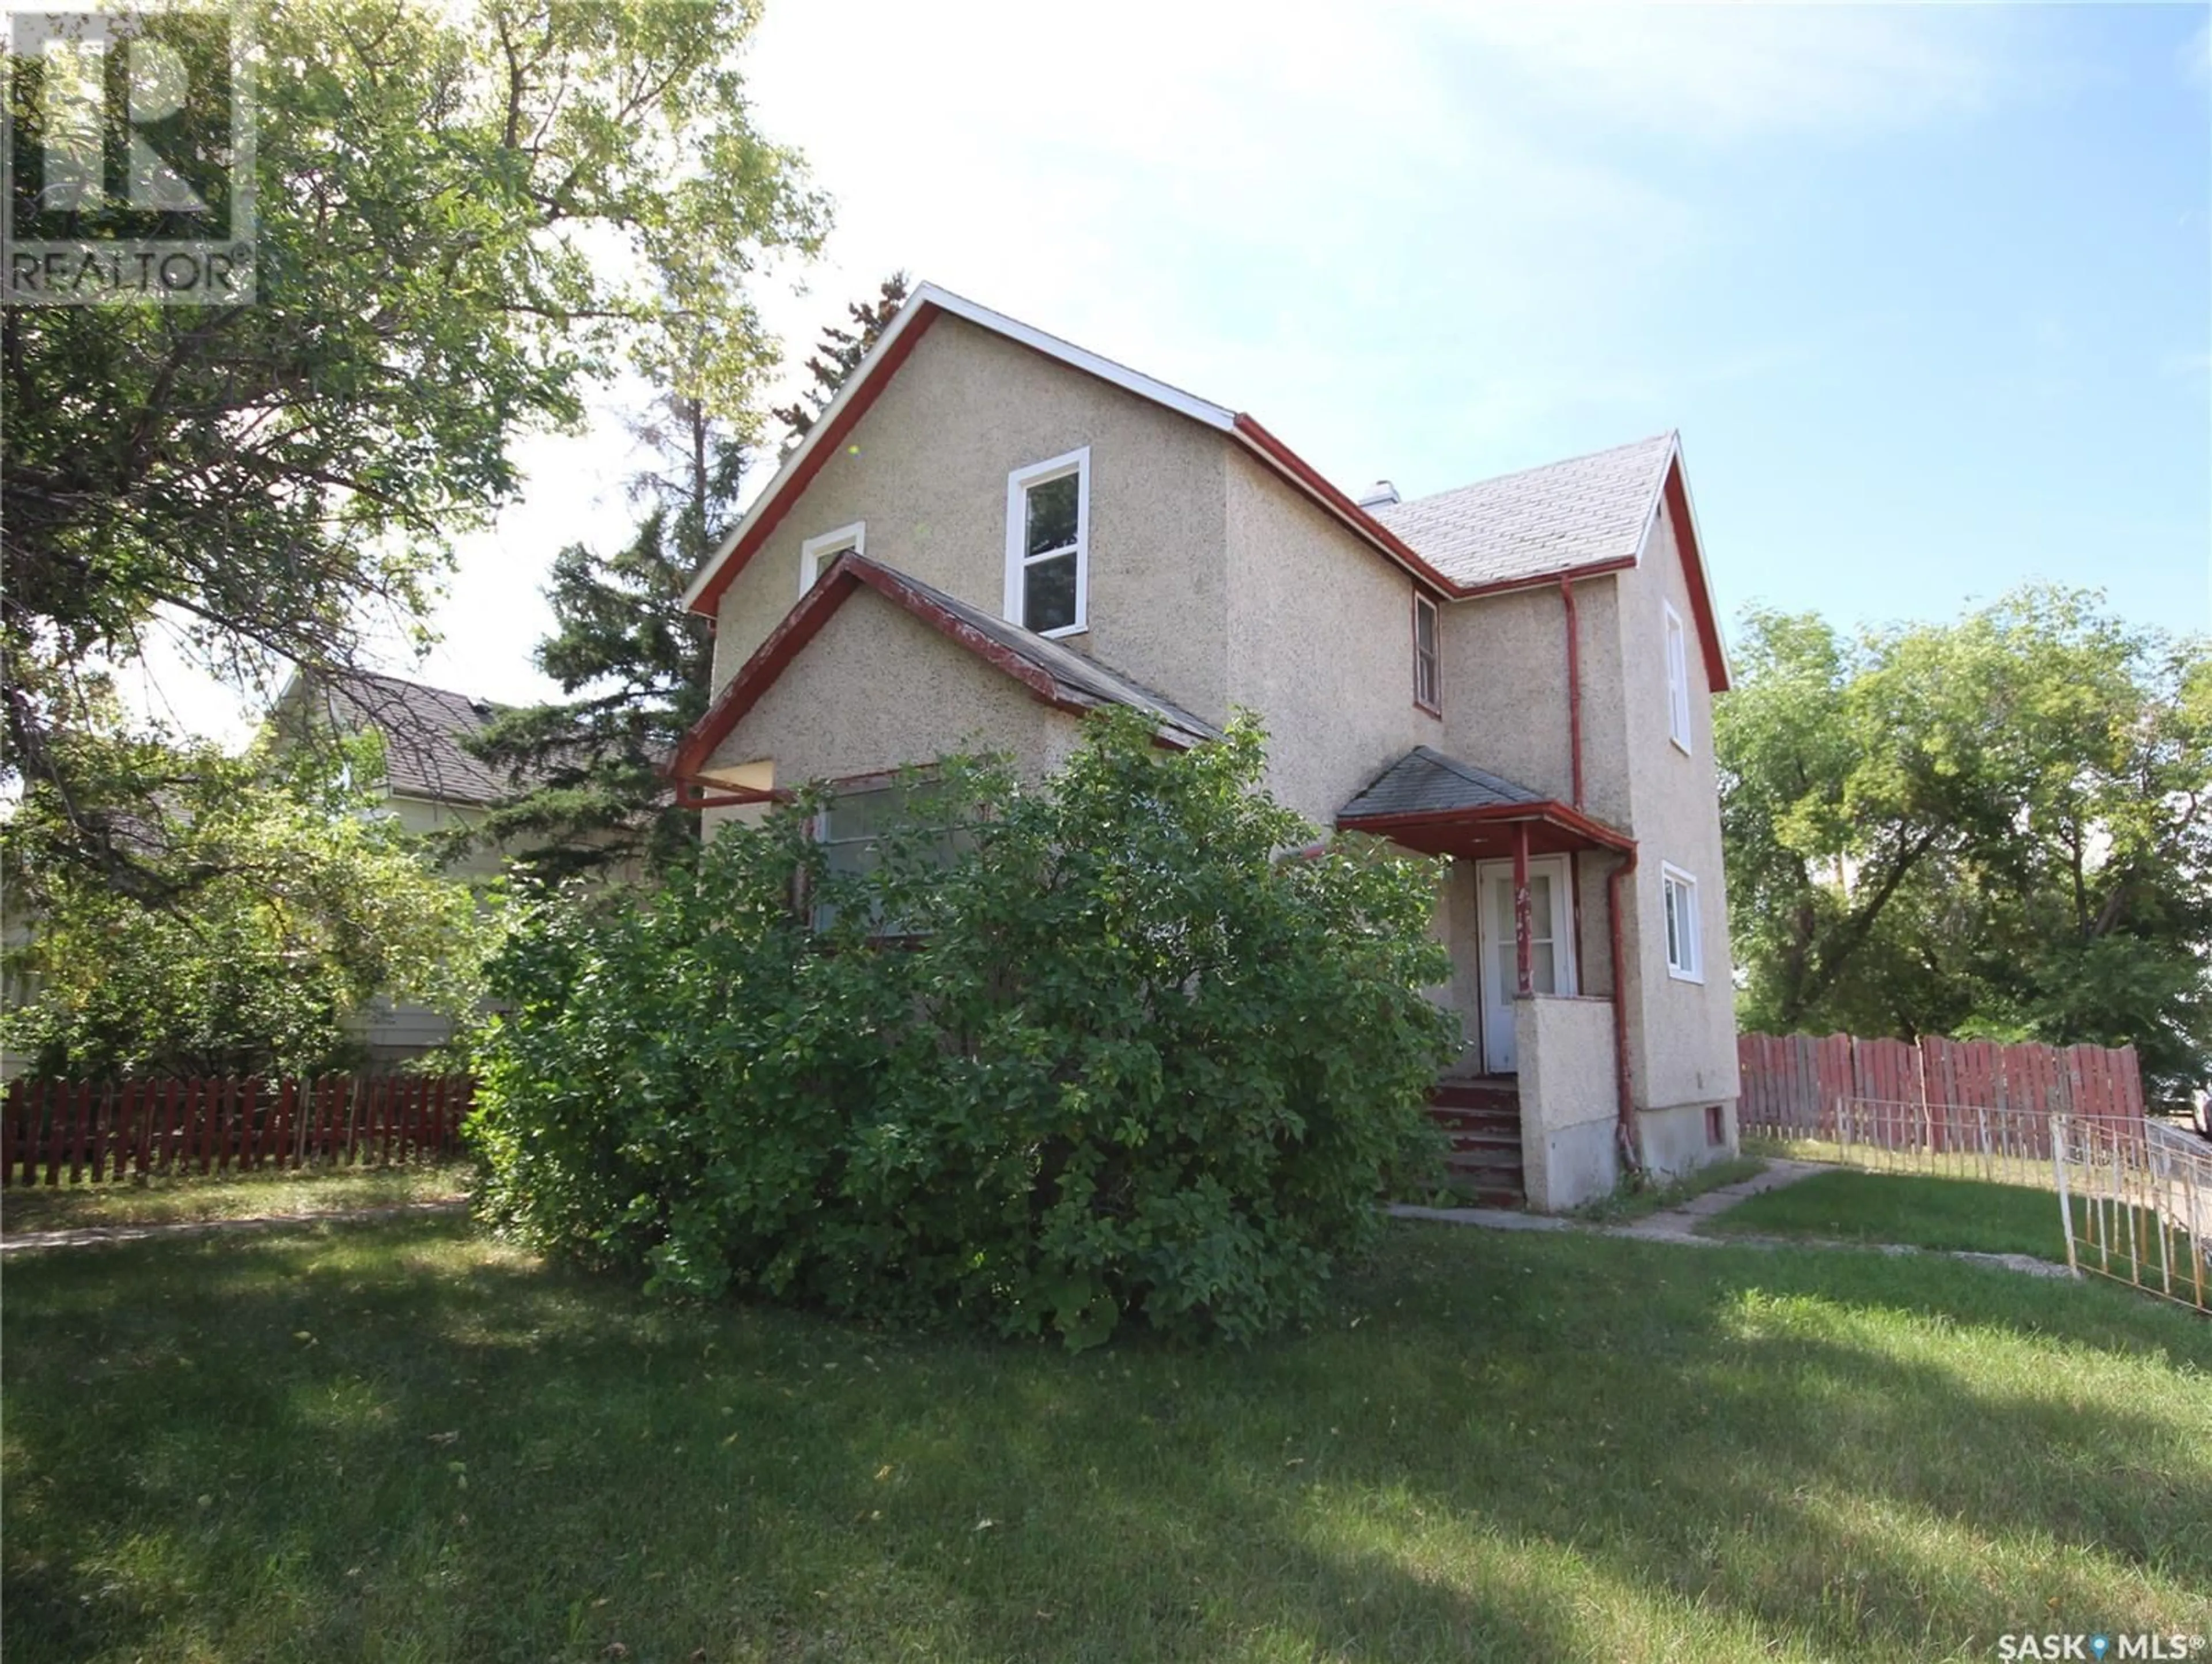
0, 1162, 468, 1235
1704, 1170, 2071, 1261
1570, 1154, 1768, 1223
4, 1216, 2207, 1663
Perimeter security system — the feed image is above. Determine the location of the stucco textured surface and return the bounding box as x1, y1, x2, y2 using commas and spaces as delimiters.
1641, 1101, 1737, 1178
712, 316, 1231, 730
1514, 995, 1621, 1211
1223, 450, 1431, 829
709, 584, 1084, 789
1611, 497, 1741, 1121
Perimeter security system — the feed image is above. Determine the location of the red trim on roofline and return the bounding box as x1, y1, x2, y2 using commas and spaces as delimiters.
1660, 458, 1730, 692
685, 305, 942, 619
668, 553, 1203, 788
1229, 414, 1457, 598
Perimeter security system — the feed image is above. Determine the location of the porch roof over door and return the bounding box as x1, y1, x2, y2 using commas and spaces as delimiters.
1335, 746, 1635, 860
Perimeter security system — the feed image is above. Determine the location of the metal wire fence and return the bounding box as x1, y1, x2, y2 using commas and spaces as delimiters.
1743, 1095, 2210, 1316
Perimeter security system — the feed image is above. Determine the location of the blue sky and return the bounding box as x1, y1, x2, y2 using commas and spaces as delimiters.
135, 2, 2212, 733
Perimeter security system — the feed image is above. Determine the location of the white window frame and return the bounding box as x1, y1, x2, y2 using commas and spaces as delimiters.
1003, 446, 1089, 638
1661, 863, 1703, 983
800, 521, 865, 598
1664, 600, 1692, 755
1412, 590, 1441, 713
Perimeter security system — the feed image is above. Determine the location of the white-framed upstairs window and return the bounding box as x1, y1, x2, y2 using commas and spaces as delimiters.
1661, 863, 1703, 983
1664, 600, 1692, 754
1004, 447, 1089, 637
801, 522, 865, 598
1412, 590, 1441, 714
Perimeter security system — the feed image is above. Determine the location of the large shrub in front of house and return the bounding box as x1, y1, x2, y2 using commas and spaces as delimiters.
469, 710, 1456, 1347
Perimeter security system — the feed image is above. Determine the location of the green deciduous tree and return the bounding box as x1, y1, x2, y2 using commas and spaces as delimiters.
1717, 586, 2211, 1094
2, 0, 824, 894
3, 720, 497, 1077
469, 710, 1456, 1348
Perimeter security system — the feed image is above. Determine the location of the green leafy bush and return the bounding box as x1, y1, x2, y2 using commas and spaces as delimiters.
469, 711, 1456, 1347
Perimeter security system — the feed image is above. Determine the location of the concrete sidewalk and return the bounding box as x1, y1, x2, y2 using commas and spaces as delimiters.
1390, 1158, 2077, 1280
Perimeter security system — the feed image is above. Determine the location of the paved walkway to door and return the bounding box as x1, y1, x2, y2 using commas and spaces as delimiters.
1390, 1158, 2077, 1280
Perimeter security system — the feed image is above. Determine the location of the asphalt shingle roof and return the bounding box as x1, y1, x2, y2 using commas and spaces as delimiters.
860, 558, 1224, 748
316, 671, 515, 805
1369, 432, 1676, 590
1339, 746, 1547, 822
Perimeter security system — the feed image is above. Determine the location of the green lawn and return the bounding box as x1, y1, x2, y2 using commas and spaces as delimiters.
1703, 1170, 2071, 1260
0, 1162, 469, 1235
5, 1216, 2207, 1663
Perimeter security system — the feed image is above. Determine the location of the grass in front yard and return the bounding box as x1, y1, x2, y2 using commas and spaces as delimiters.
1570, 1154, 1767, 1223
0, 1161, 469, 1235
1703, 1170, 2071, 1260
5, 1215, 2207, 1662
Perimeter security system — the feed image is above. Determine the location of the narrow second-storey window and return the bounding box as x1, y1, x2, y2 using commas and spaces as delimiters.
1005, 448, 1089, 636
800, 522, 865, 598
1664, 600, 1692, 753
1661, 863, 1702, 983
1412, 592, 1441, 713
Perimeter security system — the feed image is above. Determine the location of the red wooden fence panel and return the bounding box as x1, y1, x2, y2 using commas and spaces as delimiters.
1740, 1032, 2146, 1153
0, 1074, 473, 1187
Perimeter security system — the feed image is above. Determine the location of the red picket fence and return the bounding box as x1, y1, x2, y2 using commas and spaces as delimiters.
1737, 1032, 2144, 1155
0, 1075, 474, 1187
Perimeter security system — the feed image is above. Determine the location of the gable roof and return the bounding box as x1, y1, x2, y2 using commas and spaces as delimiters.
671, 553, 1220, 785
681, 281, 1728, 691
1369, 433, 1675, 590
679, 282, 1460, 620
1338, 746, 1546, 821
297, 670, 515, 805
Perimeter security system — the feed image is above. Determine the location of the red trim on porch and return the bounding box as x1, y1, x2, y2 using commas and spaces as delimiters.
1338, 800, 1635, 858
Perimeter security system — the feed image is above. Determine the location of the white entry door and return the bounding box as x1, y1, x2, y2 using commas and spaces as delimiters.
1474, 855, 1578, 1074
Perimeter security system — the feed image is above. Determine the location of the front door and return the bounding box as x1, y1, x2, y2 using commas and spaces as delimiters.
1474, 855, 1578, 1074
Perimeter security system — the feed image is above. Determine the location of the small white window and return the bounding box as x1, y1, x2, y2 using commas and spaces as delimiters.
1661, 864, 1703, 983
800, 522, 865, 598
1412, 592, 1441, 712
1004, 448, 1089, 636
1664, 601, 1692, 753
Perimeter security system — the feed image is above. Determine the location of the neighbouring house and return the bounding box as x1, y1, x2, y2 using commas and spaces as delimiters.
667, 283, 1739, 1211
271, 669, 528, 1062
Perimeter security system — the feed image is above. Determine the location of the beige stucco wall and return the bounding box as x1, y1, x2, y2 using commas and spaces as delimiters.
1222, 450, 1434, 829
712, 314, 1231, 730
1514, 994, 1621, 1210
709, 582, 1086, 791
1609, 497, 1741, 1121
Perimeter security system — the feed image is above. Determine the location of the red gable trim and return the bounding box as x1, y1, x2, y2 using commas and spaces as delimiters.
672, 554, 1163, 786
1661, 458, 1730, 692
684, 305, 942, 619
1229, 414, 1456, 598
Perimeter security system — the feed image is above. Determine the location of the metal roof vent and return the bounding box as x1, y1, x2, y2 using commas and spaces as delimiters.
1355, 480, 1399, 509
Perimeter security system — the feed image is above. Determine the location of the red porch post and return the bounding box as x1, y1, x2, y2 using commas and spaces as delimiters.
1512, 820, 1533, 996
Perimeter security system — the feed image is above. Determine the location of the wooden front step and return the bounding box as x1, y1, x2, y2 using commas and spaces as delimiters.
1427, 1077, 1525, 1208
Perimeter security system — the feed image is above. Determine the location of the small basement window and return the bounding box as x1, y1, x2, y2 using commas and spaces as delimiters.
1005, 448, 1089, 636
1705, 1104, 1726, 1146
1412, 592, 1441, 713
1664, 600, 1692, 753
801, 522, 865, 598
1661, 863, 1702, 983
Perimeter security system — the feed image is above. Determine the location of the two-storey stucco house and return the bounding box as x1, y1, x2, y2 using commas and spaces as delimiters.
668, 283, 1739, 1211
